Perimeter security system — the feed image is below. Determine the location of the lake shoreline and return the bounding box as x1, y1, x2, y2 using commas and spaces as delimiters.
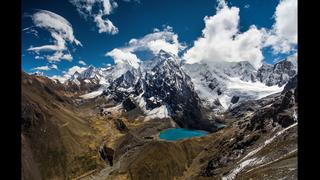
158, 128, 210, 141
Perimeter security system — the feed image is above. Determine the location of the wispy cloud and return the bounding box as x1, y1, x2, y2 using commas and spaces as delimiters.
22, 26, 39, 37
122, 0, 140, 2
32, 64, 58, 71
35, 55, 44, 59
78, 60, 87, 66
244, 4, 250, 9
51, 64, 58, 70
27, 10, 82, 62
32, 65, 51, 71
69, 0, 120, 35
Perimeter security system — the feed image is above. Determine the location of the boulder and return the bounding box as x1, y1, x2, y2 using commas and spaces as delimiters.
122, 98, 136, 112
114, 119, 128, 133
274, 111, 296, 128
99, 145, 115, 166
231, 96, 240, 104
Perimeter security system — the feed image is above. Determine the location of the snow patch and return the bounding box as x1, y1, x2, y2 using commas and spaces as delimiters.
222, 123, 298, 180
134, 94, 147, 110
227, 77, 283, 99
134, 94, 171, 120
98, 77, 108, 85
73, 79, 80, 86
222, 157, 264, 180
241, 122, 297, 161
145, 105, 169, 120
219, 77, 283, 109
104, 104, 123, 112
80, 89, 104, 99
246, 148, 297, 174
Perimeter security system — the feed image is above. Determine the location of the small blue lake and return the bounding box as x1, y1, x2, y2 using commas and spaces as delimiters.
159, 128, 209, 141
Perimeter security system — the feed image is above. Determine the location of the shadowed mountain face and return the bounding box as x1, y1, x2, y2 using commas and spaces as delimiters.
257, 60, 297, 87
22, 72, 68, 180
21, 72, 105, 179
141, 51, 213, 131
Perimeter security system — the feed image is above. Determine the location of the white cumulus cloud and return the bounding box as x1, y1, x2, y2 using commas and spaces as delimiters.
27, 10, 82, 62
106, 48, 141, 69
127, 26, 185, 55
69, 0, 119, 34
94, 13, 119, 34
105, 26, 185, 68
264, 0, 297, 54
183, 0, 265, 69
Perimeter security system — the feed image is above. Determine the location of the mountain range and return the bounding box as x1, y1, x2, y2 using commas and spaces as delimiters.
22, 50, 297, 180
55, 50, 297, 129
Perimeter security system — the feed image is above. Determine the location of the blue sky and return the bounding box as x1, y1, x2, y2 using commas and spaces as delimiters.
22, 0, 297, 77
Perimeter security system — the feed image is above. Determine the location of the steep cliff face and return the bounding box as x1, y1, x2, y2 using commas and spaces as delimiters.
257, 58, 297, 87
141, 51, 212, 130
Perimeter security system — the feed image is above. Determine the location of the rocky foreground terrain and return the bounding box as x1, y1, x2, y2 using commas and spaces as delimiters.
21, 50, 297, 180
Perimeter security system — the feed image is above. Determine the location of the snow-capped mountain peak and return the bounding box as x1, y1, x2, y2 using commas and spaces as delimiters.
222, 61, 257, 82
58, 49, 296, 119
257, 55, 297, 87
181, 58, 293, 110
158, 49, 179, 61
70, 71, 80, 80
79, 65, 97, 79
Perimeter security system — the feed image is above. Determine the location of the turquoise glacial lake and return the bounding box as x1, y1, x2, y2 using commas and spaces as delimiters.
159, 128, 209, 141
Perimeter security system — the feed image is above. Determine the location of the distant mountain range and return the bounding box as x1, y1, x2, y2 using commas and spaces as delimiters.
48, 50, 297, 129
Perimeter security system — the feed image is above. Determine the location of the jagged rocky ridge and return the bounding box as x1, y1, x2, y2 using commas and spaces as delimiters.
257, 59, 297, 86
104, 50, 215, 131
182, 55, 297, 110
63, 65, 114, 93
